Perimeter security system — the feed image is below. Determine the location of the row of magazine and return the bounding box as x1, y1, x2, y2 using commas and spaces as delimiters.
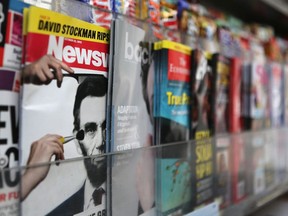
1, 1, 288, 215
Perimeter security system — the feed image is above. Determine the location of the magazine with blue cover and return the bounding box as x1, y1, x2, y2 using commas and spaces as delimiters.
154, 40, 192, 215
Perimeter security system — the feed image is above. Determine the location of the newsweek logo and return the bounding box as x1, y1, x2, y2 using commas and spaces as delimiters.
26, 34, 109, 73
124, 32, 151, 65
168, 49, 190, 82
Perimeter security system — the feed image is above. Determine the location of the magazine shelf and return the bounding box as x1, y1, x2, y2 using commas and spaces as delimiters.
1, 127, 288, 215
1, 0, 288, 215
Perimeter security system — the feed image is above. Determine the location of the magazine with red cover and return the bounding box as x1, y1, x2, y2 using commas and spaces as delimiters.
229, 57, 242, 133
0, 0, 28, 69
19, 6, 110, 215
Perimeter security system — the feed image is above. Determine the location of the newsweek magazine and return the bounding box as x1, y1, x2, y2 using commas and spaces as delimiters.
20, 6, 109, 215
0, 0, 28, 69
0, 68, 20, 216
154, 40, 192, 215
108, 18, 156, 216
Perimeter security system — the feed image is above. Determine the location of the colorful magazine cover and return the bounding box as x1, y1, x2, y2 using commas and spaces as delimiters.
0, 0, 28, 69
108, 18, 156, 216
0, 68, 20, 216
154, 40, 192, 215
19, 6, 110, 215
190, 49, 216, 208
214, 54, 230, 135
267, 62, 284, 127
241, 62, 269, 130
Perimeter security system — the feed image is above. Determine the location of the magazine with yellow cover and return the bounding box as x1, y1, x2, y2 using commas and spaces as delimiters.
20, 6, 110, 216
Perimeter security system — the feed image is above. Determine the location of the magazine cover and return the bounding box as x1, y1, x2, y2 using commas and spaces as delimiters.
20, 6, 110, 215
190, 49, 216, 208
214, 54, 230, 135
0, 0, 28, 69
231, 134, 247, 203
51, 0, 112, 29
284, 64, 288, 126
267, 62, 284, 127
229, 57, 242, 133
51, 0, 93, 23
0, 68, 20, 216
215, 136, 231, 209
90, 0, 112, 29
241, 62, 269, 130
154, 40, 192, 215
108, 18, 156, 216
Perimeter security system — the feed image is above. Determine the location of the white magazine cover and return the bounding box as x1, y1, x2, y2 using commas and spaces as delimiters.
0, 68, 20, 216
19, 6, 110, 215
109, 18, 156, 216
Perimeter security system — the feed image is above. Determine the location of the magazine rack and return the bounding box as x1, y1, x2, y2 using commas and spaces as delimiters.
1, 127, 288, 215
2, 0, 288, 215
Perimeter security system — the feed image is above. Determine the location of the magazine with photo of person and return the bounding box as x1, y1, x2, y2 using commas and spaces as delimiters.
107, 17, 156, 216
19, 6, 110, 216
0, 68, 21, 216
190, 49, 217, 208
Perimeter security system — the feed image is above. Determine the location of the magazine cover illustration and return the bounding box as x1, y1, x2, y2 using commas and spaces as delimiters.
20, 6, 109, 216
